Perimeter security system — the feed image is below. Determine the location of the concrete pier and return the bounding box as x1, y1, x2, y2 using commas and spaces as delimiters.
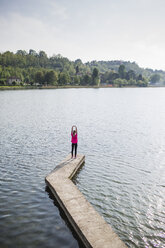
45, 154, 127, 248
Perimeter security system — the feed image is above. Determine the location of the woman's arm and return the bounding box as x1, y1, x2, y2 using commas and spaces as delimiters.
71, 125, 77, 133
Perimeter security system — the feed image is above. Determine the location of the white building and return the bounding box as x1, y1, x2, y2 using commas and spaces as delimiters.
7, 77, 21, 85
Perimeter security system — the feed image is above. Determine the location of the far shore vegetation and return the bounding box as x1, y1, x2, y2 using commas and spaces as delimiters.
0, 50, 165, 89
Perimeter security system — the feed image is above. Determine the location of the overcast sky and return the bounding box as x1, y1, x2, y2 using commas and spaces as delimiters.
0, 0, 165, 70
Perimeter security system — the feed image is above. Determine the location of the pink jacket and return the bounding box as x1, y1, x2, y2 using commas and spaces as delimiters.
71, 133, 78, 144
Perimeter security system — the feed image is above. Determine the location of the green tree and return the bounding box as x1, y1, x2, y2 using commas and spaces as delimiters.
137, 74, 143, 81
81, 74, 91, 85
45, 70, 58, 85
34, 71, 44, 84
75, 59, 82, 65
137, 80, 147, 87
76, 65, 79, 75
106, 71, 119, 84
118, 64, 126, 79
128, 79, 136, 85
73, 75, 80, 85
150, 74, 161, 84
39, 51, 48, 68
0, 79, 5, 86
126, 70, 136, 80
58, 72, 71, 85
39, 51, 47, 58
25, 76, 30, 83
16, 50, 27, 56
114, 78, 127, 87
29, 49, 38, 56
92, 68, 100, 85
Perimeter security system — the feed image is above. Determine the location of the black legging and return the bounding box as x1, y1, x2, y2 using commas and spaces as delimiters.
71, 143, 77, 157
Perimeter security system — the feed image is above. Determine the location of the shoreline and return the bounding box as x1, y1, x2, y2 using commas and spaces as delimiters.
0, 84, 164, 91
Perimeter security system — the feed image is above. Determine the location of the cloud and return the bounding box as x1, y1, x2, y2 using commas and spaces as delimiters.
49, 0, 69, 21
0, 12, 61, 54
0, 0, 165, 69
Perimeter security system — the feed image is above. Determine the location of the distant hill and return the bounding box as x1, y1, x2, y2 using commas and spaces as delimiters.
0, 50, 165, 86
86, 60, 165, 83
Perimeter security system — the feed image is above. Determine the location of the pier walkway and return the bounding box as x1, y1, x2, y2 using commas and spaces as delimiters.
45, 154, 127, 248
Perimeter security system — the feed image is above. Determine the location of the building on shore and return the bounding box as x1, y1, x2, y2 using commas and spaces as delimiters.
7, 77, 21, 85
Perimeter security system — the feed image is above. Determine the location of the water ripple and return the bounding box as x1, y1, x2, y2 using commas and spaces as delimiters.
1, 88, 165, 248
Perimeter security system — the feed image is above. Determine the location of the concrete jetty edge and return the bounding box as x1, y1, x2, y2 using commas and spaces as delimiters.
45, 154, 127, 248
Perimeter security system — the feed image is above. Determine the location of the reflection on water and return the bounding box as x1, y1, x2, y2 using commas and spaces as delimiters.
45, 186, 85, 248
0, 88, 165, 247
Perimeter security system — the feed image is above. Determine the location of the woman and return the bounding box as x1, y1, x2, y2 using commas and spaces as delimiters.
71, 125, 78, 159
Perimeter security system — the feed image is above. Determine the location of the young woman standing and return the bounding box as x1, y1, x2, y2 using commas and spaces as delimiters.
71, 125, 78, 159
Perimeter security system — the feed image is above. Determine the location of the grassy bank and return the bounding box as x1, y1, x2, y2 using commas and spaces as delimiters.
0, 85, 101, 90
0, 86, 38, 90
0, 84, 153, 91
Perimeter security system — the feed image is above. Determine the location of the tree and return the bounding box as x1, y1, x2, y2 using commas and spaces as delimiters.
114, 78, 127, 87
0, 79, 5, 85
58, 72, 71, 85
45, 70, 58, 85
39, 51, 47, 58
39, 51, 48, 67
25, 76, 30, 84
92, 68, 100, 85
81, 74, 91, 85
126, 70, 136, 80
128, 79, 136, 85
107, 71, 119, 84
73, 75, 80, 85
92, 68, 99, 78
75, 59, 82, 65
137, 74, 143, 81
29, 49, 38, 56
76, 65, 79, 75
118, 64, 126, 79
16, 50, 27, 56
150, 74, 161, 84
137, 80, 148, 87
34, 71, 44, 84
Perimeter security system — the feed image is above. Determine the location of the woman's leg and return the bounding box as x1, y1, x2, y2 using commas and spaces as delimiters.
71, 143, 74, 157
75, 143, 77, 157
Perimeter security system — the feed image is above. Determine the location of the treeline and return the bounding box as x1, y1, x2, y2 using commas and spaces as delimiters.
0, 50, 99, 86
0, 49, 163, 87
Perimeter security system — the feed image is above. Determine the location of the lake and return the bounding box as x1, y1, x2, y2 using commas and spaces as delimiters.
0, 88, 165, 248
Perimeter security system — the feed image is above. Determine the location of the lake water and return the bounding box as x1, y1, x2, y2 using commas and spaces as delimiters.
0, 88, 165, 248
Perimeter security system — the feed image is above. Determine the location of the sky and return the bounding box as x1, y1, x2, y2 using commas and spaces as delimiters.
0, 0, 165, 70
